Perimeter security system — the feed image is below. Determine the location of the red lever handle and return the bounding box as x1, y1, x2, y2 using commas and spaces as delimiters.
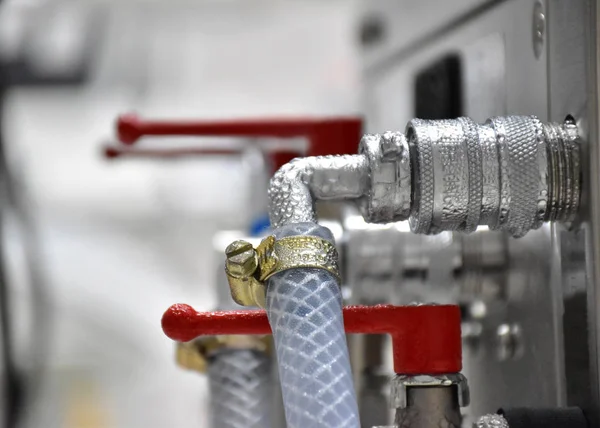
104, 146, 240, 159
162, 303, 462, 375
116, 114, 362, 157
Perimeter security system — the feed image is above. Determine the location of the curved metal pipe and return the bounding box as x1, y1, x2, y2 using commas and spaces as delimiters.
268, 155, 369, 228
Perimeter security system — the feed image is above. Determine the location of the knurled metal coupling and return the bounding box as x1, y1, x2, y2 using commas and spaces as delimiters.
361, 116, 581, 237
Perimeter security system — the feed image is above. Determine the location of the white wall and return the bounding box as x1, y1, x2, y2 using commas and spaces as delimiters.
1, 1, 361, 427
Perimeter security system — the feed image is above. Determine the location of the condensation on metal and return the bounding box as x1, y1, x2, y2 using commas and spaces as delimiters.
358, 131, 412, 223
268, 155, 369, 228
267, 116, 580, 237
407, 116, 580, 237
474, 414, 510, 428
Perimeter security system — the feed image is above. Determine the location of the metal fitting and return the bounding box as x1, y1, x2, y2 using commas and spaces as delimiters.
392, 373, 468, 428
225, 240, 265, 308
268, 115, 580, 237
268, 154, 369, 228
225, 235, 341, 307
407, 116, 580, 237
474, 414, 510, 428
390, 373, 470, 409
175, 335, 271, 374
358, 132, 411, 223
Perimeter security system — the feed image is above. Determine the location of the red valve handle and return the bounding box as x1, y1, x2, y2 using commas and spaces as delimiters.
103, 146, 241, 159
116, 114, 362, 157
162, 303, 462, 375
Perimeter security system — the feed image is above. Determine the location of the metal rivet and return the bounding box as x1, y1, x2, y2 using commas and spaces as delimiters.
533, 1, 545, 59
496, 323, 523, 361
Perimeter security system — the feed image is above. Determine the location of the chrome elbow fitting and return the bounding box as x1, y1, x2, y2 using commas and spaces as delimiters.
268, 155, 369, 228
267, 115, 580, 238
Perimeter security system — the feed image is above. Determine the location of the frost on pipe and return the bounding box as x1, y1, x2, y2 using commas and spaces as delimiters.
207, 349, 272, 428
266, 223, 359, 427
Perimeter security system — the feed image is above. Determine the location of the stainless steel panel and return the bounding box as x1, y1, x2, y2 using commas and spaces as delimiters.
363, 0, 581, 423
360, 0, 499, 72
365, 0, 547, 132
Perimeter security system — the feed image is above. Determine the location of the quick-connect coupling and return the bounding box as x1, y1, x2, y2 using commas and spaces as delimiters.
406, 116, 580, 237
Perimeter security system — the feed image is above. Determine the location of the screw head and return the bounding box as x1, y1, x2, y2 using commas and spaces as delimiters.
225, 240, 258, 277
225, 240, 253, 257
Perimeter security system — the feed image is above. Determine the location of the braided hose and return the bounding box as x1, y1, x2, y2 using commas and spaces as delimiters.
207, 267, 272, 428
207, 349, 272, 428
266, 223, 359, 427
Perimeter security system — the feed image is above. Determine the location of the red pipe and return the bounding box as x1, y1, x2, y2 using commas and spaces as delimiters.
116, 114, 362, 157
162, 303, 462, 375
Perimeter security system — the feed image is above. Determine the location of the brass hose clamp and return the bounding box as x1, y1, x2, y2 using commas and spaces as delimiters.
225, 235, 340, 308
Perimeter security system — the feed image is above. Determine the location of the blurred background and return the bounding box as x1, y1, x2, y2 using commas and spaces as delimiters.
0, 1, 363, 427
0, 0, 524, 426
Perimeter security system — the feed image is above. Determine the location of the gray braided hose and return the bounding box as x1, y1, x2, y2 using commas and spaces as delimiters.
266, 223, 360, 427
207, 267, 273, 428
207, 349, 272, 428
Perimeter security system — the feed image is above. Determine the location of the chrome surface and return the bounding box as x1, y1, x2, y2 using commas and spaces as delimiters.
270, 116, 579, 237
407, 116, 579, 236
548, 0, 598, 423
393, 386, 462, 428
268, 155, 369, 228
362, 0, 571, 424
358, 132, 411, 223
585, 0, 600, 424
390, 374, 470, 410
343, 210, 506, 306
474, 414, 509, 428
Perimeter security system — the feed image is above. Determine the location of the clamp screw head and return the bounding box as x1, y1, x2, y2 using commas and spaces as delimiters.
225, 240, 258, 278
225, 240, 264, 307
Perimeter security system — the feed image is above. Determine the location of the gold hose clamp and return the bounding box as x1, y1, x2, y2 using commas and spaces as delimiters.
225, 235, 340, 308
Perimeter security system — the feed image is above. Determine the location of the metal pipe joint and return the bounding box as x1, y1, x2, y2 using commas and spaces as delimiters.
268, 116, 581, 237
391, 374, 469, 427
